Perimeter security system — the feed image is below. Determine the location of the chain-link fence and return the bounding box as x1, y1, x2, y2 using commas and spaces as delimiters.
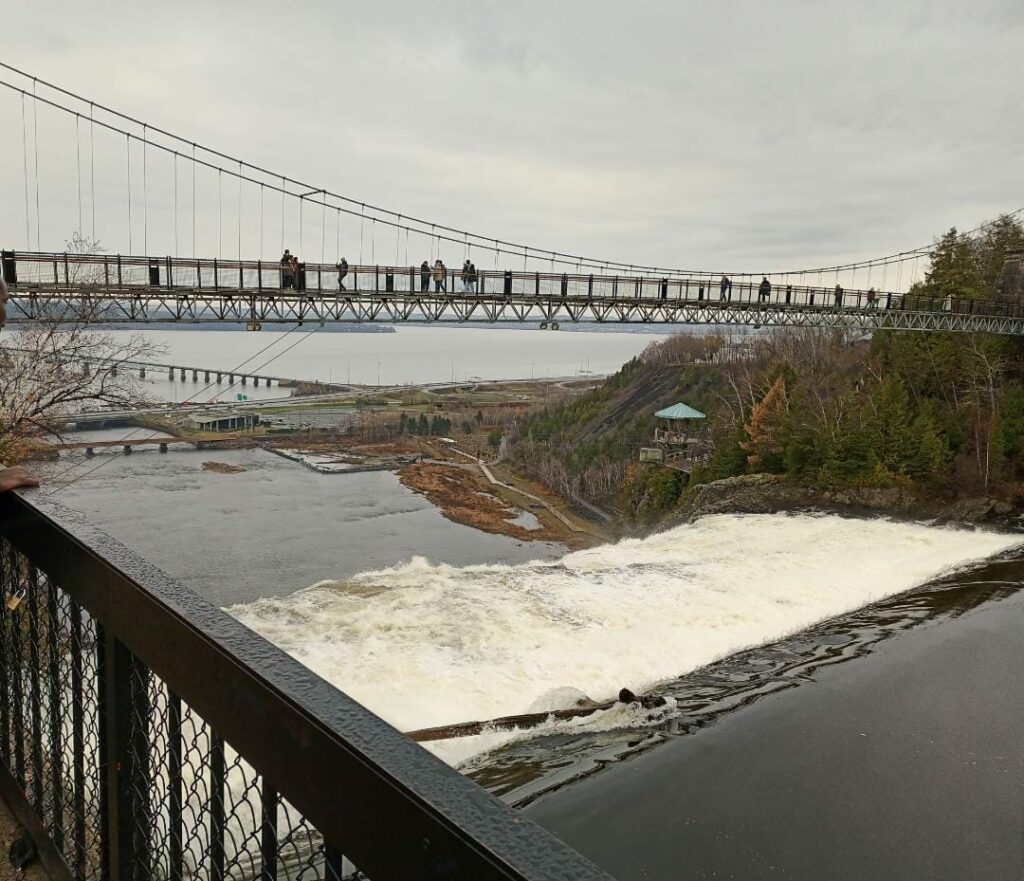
0, 493, 612, 881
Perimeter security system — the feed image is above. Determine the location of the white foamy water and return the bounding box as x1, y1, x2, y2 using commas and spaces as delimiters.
229, 513, 1020, 763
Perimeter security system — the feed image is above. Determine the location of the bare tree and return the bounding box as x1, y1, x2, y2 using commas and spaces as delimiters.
0, 235, 159, 461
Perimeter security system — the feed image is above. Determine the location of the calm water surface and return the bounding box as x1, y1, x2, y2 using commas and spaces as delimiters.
46, 441, 563, 605
120, 324, 673, 388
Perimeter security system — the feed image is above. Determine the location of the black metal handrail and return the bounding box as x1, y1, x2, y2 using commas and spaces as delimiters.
4, 248, 1007, 316
0, 490, 613, 881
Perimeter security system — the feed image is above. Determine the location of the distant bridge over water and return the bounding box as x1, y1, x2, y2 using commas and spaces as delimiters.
6, 250, 1024, 335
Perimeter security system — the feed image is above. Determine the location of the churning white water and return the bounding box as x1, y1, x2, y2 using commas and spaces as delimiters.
229, 513, 1020, 764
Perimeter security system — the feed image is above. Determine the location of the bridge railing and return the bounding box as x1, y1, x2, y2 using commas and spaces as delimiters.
4, 249, 1024, 321
0, 490, 611, 881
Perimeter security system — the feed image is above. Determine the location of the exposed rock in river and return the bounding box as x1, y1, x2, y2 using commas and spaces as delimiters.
672, 473, 1021, 529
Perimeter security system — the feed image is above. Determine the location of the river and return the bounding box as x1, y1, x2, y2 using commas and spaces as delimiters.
38, 324, 1024, 879
115, 323, 676, 391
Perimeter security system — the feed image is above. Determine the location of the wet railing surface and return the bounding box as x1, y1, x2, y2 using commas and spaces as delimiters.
3, 249, 1023, 332
0, 490, 613, 881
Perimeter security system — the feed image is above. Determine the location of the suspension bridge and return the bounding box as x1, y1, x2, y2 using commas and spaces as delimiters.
5, 249, 1024, 334
1, 62, 1022, 334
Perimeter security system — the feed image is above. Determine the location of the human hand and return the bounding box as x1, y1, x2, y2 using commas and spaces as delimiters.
0, 466, 40, 492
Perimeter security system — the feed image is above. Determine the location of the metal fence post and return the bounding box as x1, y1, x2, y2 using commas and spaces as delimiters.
103, 635, 150, 881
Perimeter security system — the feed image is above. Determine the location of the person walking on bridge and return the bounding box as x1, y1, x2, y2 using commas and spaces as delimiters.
420, 260, 431, 293
834, 284, 843, 307
468, 261, 478, 293
720, 275, 732, 301
867, 287, 876, 308
280, 249, 295, 289
461, 259, 473, 293
758, 276, 771, 302
433, 259, 447, 292
336, 257, 349, 292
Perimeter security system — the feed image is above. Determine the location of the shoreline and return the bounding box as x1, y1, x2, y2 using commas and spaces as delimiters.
667, 473, 1024, 533
398, 462, 604, 550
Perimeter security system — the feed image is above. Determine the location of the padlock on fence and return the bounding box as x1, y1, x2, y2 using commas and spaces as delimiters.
5, 588, 26, 612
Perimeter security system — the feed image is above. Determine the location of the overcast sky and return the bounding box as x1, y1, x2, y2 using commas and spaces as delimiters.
1, 0, 1022, 273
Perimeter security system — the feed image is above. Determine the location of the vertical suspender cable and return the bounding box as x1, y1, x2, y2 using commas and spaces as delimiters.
321, 195, 326, 264
217, 168, 223, 258
371, 218, 375, 265
89, 104, 96, 242
191, 144, 196, 257
299, 195, 304, 257
142, 125, 148, 254
280, 176, 285, 254
359, 208, 364, 264
32, 80, 41, 250
20, 93, 30, 249
335, 208, 340, 263
173, 153, 179, 257
75, 114, 82, 234
237, 160, 243, 259
126, 134, 133, 254
396, 216, 401, 265
260, 184, 265, 259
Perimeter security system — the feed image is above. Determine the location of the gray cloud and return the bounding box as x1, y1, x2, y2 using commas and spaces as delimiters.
0, 0, 1020, 273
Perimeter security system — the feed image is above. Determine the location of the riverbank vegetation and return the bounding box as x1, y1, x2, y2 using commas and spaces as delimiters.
511, 214, 1024, 527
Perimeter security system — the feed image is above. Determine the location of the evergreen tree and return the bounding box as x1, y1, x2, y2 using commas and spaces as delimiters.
921, 228, 983, 301
865, 377, 915, 475
906, 413, 950, 481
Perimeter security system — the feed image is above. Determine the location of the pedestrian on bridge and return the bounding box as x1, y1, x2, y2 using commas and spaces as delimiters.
433, 260, 447, 292
834, 284, 843, 307
758, 276, 771, 302
867, 287, 876, 308
337, 257, 349, 291
720, 275, 732, 301
280, 250, 295, 289
468, 261, 478, 293
420, 261, 431, 292
461, 260, 473, 293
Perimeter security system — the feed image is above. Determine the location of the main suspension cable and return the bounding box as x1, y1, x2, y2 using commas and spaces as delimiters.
0, 63, 1020, 279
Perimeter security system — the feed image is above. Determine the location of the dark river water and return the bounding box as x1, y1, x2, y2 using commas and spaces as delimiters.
44, 440, 564, 605
517, 553, 1024, 881
39, 425, 1024, 880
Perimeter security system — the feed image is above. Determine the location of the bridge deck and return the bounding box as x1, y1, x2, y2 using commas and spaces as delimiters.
5, 250, 1024, 334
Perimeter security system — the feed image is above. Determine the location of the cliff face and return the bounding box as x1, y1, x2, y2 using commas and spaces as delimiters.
669, 473, 1018, 528
513, 328, 1024, 534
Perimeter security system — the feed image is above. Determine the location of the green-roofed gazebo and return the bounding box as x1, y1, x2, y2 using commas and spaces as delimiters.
653, 401, 706, 450
654, 403, 706, 421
